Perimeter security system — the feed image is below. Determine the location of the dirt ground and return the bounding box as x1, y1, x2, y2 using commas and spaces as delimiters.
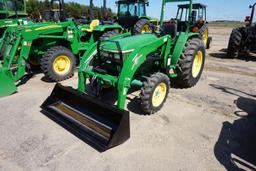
0, 27, 256, 171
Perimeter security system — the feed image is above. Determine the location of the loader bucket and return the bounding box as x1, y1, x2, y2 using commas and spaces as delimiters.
41, 84, 130, 152
0, 69, 17, 97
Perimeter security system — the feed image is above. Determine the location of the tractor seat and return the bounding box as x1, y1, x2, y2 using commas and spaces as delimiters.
81, 20, 100, 32
162, 22, 177, 38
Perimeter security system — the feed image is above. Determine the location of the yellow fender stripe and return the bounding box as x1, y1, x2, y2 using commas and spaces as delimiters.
35, 25, 62, 31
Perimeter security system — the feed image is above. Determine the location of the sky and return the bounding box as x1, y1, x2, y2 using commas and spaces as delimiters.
66, 0, 256, 21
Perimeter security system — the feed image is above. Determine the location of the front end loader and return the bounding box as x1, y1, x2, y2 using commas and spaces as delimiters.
41, 0, 206, 151
0, 0, 123, 97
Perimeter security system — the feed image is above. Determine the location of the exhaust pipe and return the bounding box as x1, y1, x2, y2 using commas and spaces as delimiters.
41, 84, 130, 152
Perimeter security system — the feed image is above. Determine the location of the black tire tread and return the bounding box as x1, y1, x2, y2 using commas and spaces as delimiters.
174, 38, 205, 88
41, 46, 76, 82
227, 28, 242, 58
199, 24, 210, 49
133, 19, 151, 35
140, 72, 170, 114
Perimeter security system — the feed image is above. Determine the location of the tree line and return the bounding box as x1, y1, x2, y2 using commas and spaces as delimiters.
26, 0, 115, 21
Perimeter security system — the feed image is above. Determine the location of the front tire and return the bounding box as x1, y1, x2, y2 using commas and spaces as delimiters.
140, 73, 170, 114
41, 46, 76, 82
175, 38, 206, 88
227, 28, 242, 58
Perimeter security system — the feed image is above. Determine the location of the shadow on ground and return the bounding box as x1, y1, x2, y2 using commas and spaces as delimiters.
211, 84, 256, 171
16, 68, 42, 87
209, 48, 256, 62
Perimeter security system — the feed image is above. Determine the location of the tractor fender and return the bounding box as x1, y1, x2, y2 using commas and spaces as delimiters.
93, 24, 123, 32
170, 32, 199, 67
117, 35, 171, 109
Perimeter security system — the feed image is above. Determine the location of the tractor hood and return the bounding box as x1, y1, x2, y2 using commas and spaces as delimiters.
101, 34, 158, 53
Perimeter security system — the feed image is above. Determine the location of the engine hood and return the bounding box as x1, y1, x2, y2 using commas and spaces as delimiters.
101, 34, 158, 53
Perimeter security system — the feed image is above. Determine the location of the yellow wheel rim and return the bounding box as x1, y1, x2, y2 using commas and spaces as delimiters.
192, 50, 203, 78
152, 83, 167, 107
203, 29, 208, 47
53, 55, 71, 75
141, 24, 150, 33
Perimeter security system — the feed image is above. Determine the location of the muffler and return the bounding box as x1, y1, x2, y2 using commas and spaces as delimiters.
41, 84, 130, 152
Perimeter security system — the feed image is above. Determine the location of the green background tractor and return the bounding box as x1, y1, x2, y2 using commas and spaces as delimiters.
0, 0, 30, 38
116, 0, 152, 34
41, 0, 206, 151
0, 0, 123, 97
227, 2, 256, 58
176, 3, 211, 49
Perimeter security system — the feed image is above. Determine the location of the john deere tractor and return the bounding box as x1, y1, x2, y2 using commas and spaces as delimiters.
227, 3, 256, 58
41, 0, 206, 151
116, 0, 152, 34
0, 0, 30, 38
176, 3, 211, 49
0, 0, 123, 97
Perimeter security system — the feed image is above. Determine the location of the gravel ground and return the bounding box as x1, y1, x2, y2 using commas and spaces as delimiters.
0, 27, 256, 171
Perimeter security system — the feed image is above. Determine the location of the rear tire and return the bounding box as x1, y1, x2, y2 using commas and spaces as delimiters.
199, 25, 209, 48
41, 46, 76, 82
133, 19, 151, 35
140, 73, 170, 114
227, 28, 242, 58
174, 38, 205, 88
206, 37, 212, 49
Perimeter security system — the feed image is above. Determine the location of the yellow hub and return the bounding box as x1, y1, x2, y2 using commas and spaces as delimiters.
192, 50, 203, 78
141, 24, 150, 33
152, 83, 167, 107
53, 55, 71, 75
203, 29, 208, 47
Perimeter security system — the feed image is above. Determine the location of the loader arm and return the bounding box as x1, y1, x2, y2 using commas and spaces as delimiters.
116, 35, 171, 109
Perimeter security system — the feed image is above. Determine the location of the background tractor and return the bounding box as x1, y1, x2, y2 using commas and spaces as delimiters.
169, 3, 211, 49
0, 0, 123, 97
115, 0, 153, 34
227, 3, 256, 58
0, 0, 30, 38
41, 0, 206, 152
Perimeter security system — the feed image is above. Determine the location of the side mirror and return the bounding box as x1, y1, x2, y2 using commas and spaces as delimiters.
249, 5, 253, 8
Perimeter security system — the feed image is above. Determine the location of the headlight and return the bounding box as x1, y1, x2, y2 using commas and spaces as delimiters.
101, 50, 130, 61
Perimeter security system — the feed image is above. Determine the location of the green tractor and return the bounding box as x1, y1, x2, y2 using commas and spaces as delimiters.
176, 3, 212, 49
41, 0, 206, 151
0, 0, 30, 38
115, 0, 153, 34
0, 0, 123, 97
